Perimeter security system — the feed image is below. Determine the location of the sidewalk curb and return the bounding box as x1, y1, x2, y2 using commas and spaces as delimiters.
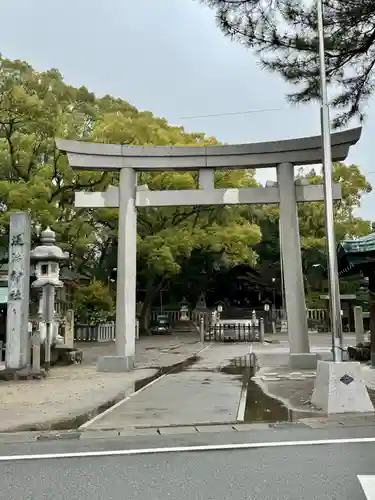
2, 416, 375, 445
79, 344, 213, 431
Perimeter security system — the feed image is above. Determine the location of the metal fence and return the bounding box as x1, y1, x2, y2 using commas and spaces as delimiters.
150, 309, 203, 324
150, 307, 329, 331
306, 308, 328, 331
74, 322, 116, 342
74, 321, 140, 342
205, 322, 259, 343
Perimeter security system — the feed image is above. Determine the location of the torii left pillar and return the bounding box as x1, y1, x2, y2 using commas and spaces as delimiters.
97, 168, 137, 372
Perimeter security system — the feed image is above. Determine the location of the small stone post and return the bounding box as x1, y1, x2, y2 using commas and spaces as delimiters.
251, 310, 258, 327
259, 317, 265, 343
64, 309, 74, 349
31, 329, 41, 372
354, 305, 365, 345
200, 316, 205, 344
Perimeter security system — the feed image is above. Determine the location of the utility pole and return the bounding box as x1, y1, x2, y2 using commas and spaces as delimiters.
317, 0, 343, 361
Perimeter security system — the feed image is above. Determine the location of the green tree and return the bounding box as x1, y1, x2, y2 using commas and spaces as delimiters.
0, 55, 263, 329
0, 55, 111, 264
202, 0, 375, 127
74, 279, 114, 324
298, 164, 372, 302
85, 96, 262, 332
94, 169, 262, 333
234, 163, 372, 306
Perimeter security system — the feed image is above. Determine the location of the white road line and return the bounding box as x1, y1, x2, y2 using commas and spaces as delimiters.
358, 475, 375, 500
236, 344, 252, 421
80, 344, 212, 429
79, 374, 168, 430
0, 436, 375, 462
236, 374, 249, 421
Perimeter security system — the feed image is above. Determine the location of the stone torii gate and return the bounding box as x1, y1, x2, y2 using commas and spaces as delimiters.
57, 127, 361, 372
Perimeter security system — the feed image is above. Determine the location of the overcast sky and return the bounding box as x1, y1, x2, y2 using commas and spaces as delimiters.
1, 0, 373, 220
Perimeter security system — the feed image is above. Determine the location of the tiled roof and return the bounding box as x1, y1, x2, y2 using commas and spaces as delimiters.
339, 232, 375, 253
337, 232, 375, 275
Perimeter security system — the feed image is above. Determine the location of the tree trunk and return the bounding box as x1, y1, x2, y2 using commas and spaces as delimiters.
368, 272, 375, 367
139, 299, 153, 336
139, 279, 163, 336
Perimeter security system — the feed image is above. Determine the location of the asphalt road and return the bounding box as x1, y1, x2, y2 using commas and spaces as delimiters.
0, 427, 374, 500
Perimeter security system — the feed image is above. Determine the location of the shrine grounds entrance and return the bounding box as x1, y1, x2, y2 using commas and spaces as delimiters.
57, 127, 361, 371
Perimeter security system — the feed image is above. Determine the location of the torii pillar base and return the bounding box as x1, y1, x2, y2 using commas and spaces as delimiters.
289, 352, 320, 370
311, 360, 374, 414
97, 355, 135, 373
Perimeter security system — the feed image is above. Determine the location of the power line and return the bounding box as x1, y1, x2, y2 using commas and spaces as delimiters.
177, 106, 287, 120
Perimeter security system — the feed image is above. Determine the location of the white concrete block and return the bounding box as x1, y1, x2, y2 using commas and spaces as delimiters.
311, 360, 374, 414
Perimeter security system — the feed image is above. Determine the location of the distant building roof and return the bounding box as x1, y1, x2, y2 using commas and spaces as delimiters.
337, 233, 375, 276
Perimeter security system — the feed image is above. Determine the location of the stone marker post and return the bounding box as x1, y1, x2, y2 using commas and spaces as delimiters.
259, 317, 265, 343
5, 212, 31, 370
64, 309, 75, 349
31, 329, 41, 372
200, 317, 205, 344
354, 305, 365, 345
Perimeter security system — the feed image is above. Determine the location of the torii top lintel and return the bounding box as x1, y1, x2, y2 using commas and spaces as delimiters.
56, 127, 361, 172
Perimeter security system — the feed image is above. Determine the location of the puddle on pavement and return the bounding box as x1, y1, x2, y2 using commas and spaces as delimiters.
27, 354, 201, 432
218, 355, 256, 377
244, 379, 291, 423
218, 356, 289, 423
368, 389, 375, 406
219, 356, 313, 425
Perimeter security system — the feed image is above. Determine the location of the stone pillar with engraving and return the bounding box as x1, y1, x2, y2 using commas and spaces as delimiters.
5, 213, 32, 370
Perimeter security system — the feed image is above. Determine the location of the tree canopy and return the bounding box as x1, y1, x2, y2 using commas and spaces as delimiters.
0, 54, 372, 325
202, 0, 375, 127
0, 55, 261, 328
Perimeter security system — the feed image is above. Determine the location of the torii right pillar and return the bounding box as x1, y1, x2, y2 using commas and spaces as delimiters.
278, 163, 311, 368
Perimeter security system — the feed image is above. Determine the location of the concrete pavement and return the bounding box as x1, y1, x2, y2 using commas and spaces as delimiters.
0, 425, 374, 499
251, 333, 375, 413
83, 344, 251, 430
1, 331, 374, 434
0, 335, 204, 432
79, 334, 375, 433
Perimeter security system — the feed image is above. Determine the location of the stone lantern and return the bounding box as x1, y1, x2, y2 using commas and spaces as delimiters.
195, 293, 207, 312
179, 297, 189, 321
30, 228, 68, 366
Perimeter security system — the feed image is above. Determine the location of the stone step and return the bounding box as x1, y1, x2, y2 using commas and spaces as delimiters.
171, 321, 199, 335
